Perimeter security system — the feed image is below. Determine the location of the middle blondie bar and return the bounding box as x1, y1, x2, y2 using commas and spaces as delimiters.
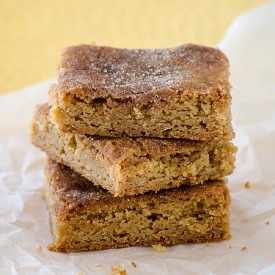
32, 104, 236, 196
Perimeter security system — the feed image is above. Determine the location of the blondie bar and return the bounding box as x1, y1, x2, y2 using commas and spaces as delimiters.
32, 104, 236, 196
50, 43, 233, 140
45, 159, 231, 252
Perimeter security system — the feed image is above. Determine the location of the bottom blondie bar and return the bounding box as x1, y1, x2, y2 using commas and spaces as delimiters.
45, 159, 230, 252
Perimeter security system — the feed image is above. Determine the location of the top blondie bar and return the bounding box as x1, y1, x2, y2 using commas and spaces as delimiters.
50, 43, 234, 140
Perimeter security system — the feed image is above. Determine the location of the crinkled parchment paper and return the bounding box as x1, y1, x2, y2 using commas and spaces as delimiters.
1, 3, 275, 274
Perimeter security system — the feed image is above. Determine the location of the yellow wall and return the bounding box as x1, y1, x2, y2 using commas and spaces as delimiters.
0, 0, 268, 94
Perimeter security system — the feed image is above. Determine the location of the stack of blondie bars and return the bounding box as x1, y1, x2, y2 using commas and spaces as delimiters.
31, 44, 236, 252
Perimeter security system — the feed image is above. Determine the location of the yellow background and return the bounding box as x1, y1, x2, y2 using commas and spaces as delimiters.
0, 0, 268, 95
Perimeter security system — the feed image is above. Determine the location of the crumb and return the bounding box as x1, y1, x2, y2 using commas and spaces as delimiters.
36, 245, 42, 252
110, 264, 127, 275
244, 182, 250, 189
131, 261, 137, 268
220, 260, 226, 266
228, 245, 232, 249
40, 190, 45, 199
241, 246, 247, 252
96, 264, 102, 268
77, 272, 83, 275
152, 244, 166, 252
205, 242, 210, 247
265, 221, 270, 225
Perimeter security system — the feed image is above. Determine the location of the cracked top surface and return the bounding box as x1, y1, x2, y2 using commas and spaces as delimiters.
57, 43, 230, 102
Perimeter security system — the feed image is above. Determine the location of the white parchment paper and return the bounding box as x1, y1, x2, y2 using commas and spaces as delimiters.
1, 2, 275, 274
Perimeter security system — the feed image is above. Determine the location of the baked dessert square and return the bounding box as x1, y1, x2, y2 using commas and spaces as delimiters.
45, 159, 231, 252
32, 104, 237, 196
49, 43, 234, 140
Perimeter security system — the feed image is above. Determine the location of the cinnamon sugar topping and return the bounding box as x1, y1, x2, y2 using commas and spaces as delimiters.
58, 44, 230, 102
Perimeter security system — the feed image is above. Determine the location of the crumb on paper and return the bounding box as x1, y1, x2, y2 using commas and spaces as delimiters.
244, 181, 250, 189
131, 261, 137, 268
205, 242, 210, 247
77, 272, 83, 275
40, 190, 45, 199
152, 244, 166, 252
96, 264, 102, 268
228, 245, 232, 250
265, 221, 270, 225
47, 244, 55, 251
36, 245, 42, 252
241, 246, 247, 252
110, 264, 127, 275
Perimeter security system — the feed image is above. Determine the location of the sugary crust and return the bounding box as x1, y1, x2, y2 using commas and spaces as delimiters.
57, 44, 231, 105
45, 159, 231, 252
